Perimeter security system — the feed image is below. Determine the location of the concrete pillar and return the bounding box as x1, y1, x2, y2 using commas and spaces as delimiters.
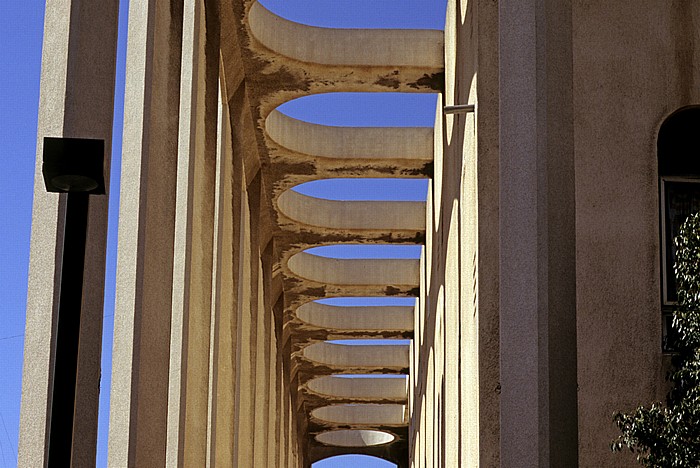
165, 0, 220, 464
279, 356, 289, 468
232, 172, 265, 467
499, 0, 577, 466
265, 262, 279, 467
211, 67, 237, 468
19, 0, 118, 466
459, 110, 480, 467
253, 257, 270, 465
266, 317, 278, 467
232, 182, 255, 466
108, 0, 183, 465
444, 187, 460, 468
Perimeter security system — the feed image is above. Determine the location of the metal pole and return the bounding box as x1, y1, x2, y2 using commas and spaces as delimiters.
47, 192, 89, 467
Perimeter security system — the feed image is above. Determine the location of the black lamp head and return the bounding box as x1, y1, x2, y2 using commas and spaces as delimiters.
42, 137, 105, 194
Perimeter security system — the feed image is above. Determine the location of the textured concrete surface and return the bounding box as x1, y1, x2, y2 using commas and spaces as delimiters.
307, 376, 408, 400
18, 0, 118, 466
316, 430, 396, 447
408, 0, 500, 466
297, 302, 414, 331
266, 110, 433, 161
248, 2, 443, 68
277, 190, 426, 231
499, 0, 577, 465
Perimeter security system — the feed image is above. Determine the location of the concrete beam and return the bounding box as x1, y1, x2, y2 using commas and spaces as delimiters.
247, 2, 443, 68
307, 375, 408, 400
297, 302, 414, 331
277, 189, 425, 231
287, 252, 419, 287
316, 430, 395, 448
311, 404, 407, 426
302, 342, 410, 368
266, 110, 433, 161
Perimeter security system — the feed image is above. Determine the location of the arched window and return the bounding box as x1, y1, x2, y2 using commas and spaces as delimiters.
658, 106, 700, 350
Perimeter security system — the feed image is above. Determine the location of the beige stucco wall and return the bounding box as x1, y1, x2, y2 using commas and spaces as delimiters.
573, 2, 700, 466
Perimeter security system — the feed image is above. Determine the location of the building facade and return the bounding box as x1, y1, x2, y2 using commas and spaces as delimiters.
18, 0, 700, 466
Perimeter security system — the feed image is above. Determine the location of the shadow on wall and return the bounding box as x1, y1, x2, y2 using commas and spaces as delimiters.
409, 0, 502, 466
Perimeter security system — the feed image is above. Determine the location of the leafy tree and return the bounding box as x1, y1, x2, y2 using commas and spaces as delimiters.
611, 212, 700, 467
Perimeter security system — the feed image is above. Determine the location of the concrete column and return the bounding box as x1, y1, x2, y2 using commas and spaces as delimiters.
165, 0, 220, 464
232, 175, 258, 466
108, 0, 183, 465
426, 349, 435, 466
266, 318, 278, 468
279, 355, 289, 468
459, 111, 480, 467
288, 397, 296, 467
19, 0, 118, 466
499, 0, 577, 466
211, 67, 237, 468
265, 257, 279, 468
253, 257, 270, 466
444, 196, 460, 468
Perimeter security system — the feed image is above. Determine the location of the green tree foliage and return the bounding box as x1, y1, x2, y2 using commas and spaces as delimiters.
612, 213, 700, 467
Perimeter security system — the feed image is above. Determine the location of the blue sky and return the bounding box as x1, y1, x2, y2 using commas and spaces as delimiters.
0, 1, 446, 466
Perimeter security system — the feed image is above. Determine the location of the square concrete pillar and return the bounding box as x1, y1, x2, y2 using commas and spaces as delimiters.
18, 0, 119, 466
499, 0, 577, 466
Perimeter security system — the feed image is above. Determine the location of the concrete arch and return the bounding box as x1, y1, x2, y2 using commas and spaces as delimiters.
248, 2, 444, 68
302, 342, 410, 368
297, 301, 414, 331
287, 251, 419, 286
266, 110, 433, 160
277, 189, 425, 231
311, 404, 407, 426
307, 375, 408, 400
315, 430, 396, 448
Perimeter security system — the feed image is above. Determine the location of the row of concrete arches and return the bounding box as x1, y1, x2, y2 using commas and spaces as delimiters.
245, 0, 443, 463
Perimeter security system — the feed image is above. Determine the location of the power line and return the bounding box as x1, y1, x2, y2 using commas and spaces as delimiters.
0, 334, 23, 342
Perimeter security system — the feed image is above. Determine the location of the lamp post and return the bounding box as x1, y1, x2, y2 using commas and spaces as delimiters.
42, 137, 105, 467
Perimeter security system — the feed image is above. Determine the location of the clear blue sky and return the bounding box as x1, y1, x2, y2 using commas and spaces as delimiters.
0, 1, 446, 466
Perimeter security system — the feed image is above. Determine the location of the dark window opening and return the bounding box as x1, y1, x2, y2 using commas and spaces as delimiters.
658, 106, 700, 352
661, 178, 700, 305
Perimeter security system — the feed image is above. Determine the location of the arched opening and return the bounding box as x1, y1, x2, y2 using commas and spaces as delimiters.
293, 178, 428, 201
286, 245, 421, 287
312, 454, 397, 468
304, 244, 421, 259
658, 106, 700, 349
277, 181, 427, 231
276, 93, 438, 128
259, 0, 446, 29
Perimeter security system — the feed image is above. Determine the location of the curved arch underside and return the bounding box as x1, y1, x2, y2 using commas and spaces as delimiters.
249, 2, 444, 68
230, 0, 443, 460
307, 375, 408, 400
297, 301, 414, 331
315, 429, 396, 448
